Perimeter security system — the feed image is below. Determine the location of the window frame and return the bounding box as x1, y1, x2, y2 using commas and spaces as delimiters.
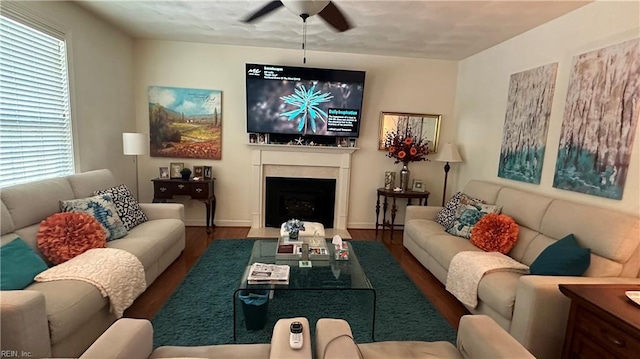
0, 3, 79, 188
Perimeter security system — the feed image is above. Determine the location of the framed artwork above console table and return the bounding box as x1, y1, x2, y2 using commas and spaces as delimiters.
379, 112, 441, 152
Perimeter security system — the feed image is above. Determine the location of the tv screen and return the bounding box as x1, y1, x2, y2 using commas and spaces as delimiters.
246, 63, 365, 137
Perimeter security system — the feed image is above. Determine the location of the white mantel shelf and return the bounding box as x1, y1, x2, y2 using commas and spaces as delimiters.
247, 143, 357, 154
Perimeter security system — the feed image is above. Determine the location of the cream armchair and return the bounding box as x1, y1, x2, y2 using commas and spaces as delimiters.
315, 315, 535, 359
80, 317, 311, 359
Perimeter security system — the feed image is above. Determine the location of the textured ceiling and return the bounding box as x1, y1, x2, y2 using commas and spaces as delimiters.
76, 0, 590, 60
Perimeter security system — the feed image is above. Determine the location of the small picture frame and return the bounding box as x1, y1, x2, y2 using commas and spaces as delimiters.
412, 179, 425, 192
249, 133, 257, 143
258, 133, 268, 144
170, 162, 184, 179
159, 167, 169, 179
193, 166, 204, 178
337, 137, 348, 147
203, 166, 213, 180
384, 171, 396, 190
349, 138, 357, 147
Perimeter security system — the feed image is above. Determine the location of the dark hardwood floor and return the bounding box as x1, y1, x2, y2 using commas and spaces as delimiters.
124, 227, 469, 330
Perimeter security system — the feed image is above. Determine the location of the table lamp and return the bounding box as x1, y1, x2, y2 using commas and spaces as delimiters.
435, 143, 463, 206
122, 132, 147, 199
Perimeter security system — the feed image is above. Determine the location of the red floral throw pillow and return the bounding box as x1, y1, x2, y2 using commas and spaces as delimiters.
470, 213, 519, 254
37, 212, 106, 265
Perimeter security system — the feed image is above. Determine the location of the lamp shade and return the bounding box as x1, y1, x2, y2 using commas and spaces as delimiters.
435, 143, 463, 163
122, 133, 147, 155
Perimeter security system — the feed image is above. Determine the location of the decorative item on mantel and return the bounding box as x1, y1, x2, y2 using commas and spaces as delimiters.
383, 126, 430, 191
284, 219, 305, 241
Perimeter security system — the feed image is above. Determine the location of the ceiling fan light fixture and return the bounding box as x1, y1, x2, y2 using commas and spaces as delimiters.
281, 0, 330, 17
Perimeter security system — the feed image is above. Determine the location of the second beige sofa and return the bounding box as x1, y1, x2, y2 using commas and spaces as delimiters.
403, 180, 640, 359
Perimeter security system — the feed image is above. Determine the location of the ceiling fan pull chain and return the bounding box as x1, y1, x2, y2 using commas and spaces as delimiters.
301, 14, 309, 64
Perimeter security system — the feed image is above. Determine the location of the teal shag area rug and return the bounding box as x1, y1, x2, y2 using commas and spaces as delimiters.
152, 239, 456, 346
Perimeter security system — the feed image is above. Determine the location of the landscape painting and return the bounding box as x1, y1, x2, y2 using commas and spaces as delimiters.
553, 38, 640, 199
498, 63, 558, 184
149, 86, 222, 160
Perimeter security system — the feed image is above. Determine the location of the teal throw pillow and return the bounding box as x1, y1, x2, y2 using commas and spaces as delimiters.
530, 234, 591, 276
0, 238, 48, 290
60, 194, 128, 241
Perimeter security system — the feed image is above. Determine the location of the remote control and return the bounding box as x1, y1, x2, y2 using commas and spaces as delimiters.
289, 321, 303, 350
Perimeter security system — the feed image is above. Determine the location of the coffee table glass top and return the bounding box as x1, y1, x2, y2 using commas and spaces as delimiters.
238, 240, 373, 290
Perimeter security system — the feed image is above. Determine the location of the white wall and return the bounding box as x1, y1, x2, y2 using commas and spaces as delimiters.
7, 1, 136, 190
133, 41, 459, 227
453, 1, 640, 216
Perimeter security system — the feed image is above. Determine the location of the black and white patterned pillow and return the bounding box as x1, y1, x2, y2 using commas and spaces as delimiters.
435, 192, 484, 228
94, 184, 147, 230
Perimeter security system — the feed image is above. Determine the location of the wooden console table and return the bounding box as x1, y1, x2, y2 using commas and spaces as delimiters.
152, 178, 216, 234
375, 187, 429, 241
559, 284, 640, 359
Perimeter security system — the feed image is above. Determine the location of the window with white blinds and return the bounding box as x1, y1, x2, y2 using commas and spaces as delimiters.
0, 14, 74, 188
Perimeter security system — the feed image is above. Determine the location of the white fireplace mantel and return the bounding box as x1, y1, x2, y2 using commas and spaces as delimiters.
249, 144, 357, 230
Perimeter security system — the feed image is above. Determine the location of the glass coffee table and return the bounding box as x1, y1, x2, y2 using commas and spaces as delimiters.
233, 240, 376, 341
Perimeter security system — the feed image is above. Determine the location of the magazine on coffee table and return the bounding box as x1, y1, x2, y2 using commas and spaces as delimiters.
247, 262, 290, 284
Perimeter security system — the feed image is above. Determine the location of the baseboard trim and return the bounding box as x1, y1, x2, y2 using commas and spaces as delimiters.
183, 219, 253, 227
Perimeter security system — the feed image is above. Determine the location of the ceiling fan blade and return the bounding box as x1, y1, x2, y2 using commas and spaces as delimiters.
243, 1, 284, 23
317, 2, 352, 32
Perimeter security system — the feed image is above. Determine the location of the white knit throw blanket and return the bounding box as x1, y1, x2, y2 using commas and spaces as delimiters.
446, 251, 529, 309
35, 248, 146, 318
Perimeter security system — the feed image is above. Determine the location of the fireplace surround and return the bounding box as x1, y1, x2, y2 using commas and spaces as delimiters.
249, 144, 356, 231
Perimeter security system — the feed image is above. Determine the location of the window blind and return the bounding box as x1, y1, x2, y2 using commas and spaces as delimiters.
0, 14, 74, 188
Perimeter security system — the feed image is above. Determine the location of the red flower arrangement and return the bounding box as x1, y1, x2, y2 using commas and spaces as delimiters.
383, 127, 430, 164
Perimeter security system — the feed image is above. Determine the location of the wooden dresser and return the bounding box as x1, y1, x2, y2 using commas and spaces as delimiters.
559, 284, 640, 359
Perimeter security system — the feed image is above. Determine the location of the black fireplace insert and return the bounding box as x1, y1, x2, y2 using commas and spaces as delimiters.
265, 177, 336, 228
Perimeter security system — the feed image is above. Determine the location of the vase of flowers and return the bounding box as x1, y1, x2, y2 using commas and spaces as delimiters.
284, 219, 305, 241
383, 127, 430, 191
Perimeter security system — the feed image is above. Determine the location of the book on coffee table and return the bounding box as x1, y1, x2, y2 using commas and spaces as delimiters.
247, 262, 290, 284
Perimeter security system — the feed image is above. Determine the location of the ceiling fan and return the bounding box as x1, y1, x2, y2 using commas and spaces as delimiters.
243, 0, 352, 32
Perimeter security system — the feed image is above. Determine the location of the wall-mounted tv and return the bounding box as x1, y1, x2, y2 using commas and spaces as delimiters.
246, 63, 365, 137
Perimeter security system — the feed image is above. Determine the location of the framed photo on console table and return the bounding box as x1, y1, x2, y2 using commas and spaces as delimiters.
203, 166, 213, 180
159, 167, 169, 179
169, 162, 184, 179
193, 166, 204, 178
412, 179, 425, 192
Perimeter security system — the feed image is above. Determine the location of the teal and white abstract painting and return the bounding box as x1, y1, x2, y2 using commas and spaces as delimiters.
498, 63, 558, 184
553, 39, 640, 200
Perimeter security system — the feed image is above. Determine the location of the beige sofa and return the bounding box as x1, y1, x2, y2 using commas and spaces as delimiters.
80, 317, 312, 359
403, 180, 640, 359
316, 315, 534, 359
0, 169, 186, 358
81, 315, 532, 359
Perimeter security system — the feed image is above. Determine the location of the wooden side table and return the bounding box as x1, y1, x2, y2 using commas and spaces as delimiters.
559, 284, 640, 359
375, 187, 429, 241
152, 178, 216, 234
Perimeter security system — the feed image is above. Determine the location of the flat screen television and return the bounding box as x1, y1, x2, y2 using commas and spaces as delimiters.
246, 63, 365, 137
